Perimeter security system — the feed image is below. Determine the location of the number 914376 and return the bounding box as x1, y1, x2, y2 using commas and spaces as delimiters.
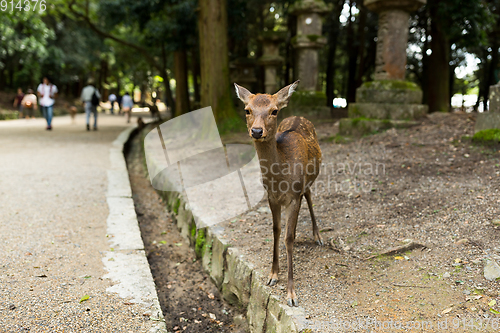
1, 0, 46, 12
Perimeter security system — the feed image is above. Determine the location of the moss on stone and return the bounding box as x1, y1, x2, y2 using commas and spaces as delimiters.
290, 91, 327, 107
361, 80, 420, 91
195, 228, 206, 258
306, 34, 320, 42
472, 129, 500, 145
173, 198, 181, 215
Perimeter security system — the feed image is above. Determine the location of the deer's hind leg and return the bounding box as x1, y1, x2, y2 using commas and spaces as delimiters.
285, 196, 301, 307
267, 199, 281, 286
304, 188, 323, 246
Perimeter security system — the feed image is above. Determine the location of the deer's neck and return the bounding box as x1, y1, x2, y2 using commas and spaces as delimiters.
254, 138, 280, 180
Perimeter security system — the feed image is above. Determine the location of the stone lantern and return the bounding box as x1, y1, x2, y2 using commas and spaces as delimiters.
258, 32, 285, 94
339, 0, 428, 136
290, 0, 330, 92
475, 83, 500, 133
230, 58, 257, 93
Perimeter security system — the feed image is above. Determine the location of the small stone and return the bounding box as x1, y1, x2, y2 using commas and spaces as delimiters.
492, 220, 500, 226
375, 292, 380, 296
257, 206, 271, 214
8, 304, 15, 310
463, 290, 471, 295
484, 259, 500, 281
443, 272, 451, 278
455, 239, 469, 245
464, 154, 470, 158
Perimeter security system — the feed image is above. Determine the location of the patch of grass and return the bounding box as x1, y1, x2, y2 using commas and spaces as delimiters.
325, 134, 351, 144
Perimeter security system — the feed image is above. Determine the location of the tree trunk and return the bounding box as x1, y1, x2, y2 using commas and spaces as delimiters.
0, 69, 5, 90
346, 1, 358, 104
355, 4, 368, 88
427, 6, 450, 112
198, 0, 238, 126
174, 49, 190, 116
484, 39, 499, 111
326, 0, 346, 108
285, 14, 297, 85
191, 48, 201, 106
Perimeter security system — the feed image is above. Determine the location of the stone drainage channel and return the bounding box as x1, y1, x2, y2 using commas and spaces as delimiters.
125, 124, 310, 333
125, 126, 247, 333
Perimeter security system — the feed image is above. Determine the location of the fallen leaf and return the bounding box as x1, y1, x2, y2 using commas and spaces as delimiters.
488, 300, 496, 307
441, 307, 453, 314
490, 309, 500, 315
159, 240, 167, 245
80, 295, 90, 303
175, 243, 182, 247
394, 256, 404, 260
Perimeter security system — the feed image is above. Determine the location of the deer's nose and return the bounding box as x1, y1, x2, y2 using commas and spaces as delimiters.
251, 128, 263, 139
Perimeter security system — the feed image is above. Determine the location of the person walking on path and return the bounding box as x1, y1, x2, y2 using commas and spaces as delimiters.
20, 89, 38, 119
37, 77, 58, 130
80, 79, 101, 131
13, 88, 25, 118
108, 93, 117, 115
121, 92, 134, 123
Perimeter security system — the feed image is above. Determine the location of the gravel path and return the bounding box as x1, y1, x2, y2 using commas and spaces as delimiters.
221, 113, 500, 332
0, 115, 160, 332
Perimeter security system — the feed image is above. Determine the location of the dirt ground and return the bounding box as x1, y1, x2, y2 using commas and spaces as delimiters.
126, 131, 246, 333
218, 112, 500, 332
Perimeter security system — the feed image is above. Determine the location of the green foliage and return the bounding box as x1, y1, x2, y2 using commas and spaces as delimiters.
0, 11, 54, 89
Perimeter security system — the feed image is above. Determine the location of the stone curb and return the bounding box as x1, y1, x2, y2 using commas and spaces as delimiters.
104, 125, 167, 333
141, 124, 310, 333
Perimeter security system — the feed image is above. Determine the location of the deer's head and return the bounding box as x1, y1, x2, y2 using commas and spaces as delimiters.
234, 81, 299, 142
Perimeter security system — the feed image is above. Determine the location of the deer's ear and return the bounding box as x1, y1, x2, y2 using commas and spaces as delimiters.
234, 83, 254, 105
274, 80, 299, 109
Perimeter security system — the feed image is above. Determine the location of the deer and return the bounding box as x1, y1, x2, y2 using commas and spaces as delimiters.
234, 80, 323, 307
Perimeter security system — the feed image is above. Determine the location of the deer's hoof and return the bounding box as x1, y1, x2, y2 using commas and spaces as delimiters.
316, 239, 324, 246
267, 278, 278, 286
287, 298, 299, 307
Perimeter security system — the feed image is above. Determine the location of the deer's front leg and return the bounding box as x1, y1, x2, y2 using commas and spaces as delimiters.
267, 199, 281, 286
285, 197, 301, 307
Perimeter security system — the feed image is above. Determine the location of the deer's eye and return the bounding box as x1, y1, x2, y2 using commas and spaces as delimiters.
245, 109, 251, 115
271, 109, 278, 116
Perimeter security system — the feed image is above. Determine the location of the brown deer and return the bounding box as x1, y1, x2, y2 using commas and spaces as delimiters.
234, 80, 323, 307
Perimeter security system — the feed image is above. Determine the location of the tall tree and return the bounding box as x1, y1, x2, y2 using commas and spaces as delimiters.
325, 0, 347, 108
198, 0, 239, 127
426, 0, 491, 112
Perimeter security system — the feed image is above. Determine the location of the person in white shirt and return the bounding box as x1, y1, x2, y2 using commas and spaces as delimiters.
80, 78, 101, 131
37, 77, 58, 130
108, 93, 117, 115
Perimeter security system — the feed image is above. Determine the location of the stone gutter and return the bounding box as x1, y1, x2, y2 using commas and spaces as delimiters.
140, 125, 312, 333
105, 126, 167, 333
